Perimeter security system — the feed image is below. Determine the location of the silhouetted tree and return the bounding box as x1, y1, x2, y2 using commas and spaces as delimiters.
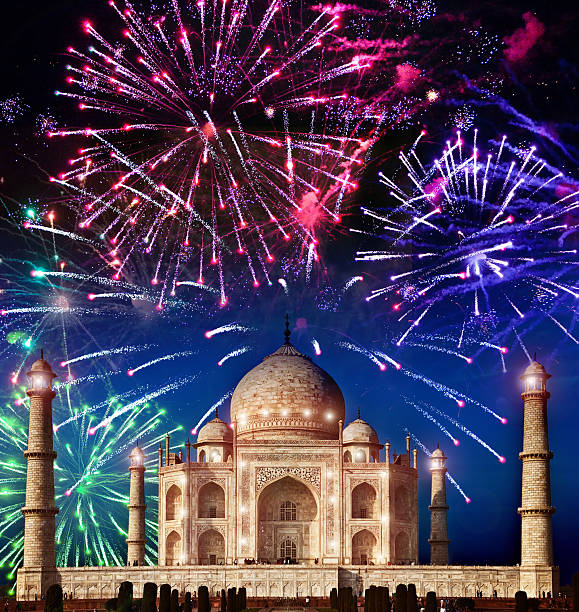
515, 591, 528, 612
227, 587, 237, 612
573, 574, 579, 612
220, 590, 227, 612
395, 585, 407, 612
44, 585, 63, 612
331, 588, 339, 611
237, 587, 247, 612
142, 583, 158, 612
381, 587, 391, 612
184, 592, 192, 612
117, 582, 134, 612
198, 587, 210, 612
425, 591, 437, 612
159, 584, 171, 612
170, 589, 179, 612
407, 585, 417, 612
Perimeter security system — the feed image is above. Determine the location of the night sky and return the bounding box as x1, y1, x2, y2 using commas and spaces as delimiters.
0, 0, 577, 590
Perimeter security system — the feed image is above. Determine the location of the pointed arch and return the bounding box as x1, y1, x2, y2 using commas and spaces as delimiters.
352, 529, 376, 565
166, 484, 182, 521
198, 528, 225, 565
165, 530, 182, 566
198, 481, 225, 518
351, 482, 377, 519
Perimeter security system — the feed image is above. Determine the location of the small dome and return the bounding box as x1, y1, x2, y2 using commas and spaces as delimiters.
130, 444, 145, 458
522, 359, 551, 379
432, 447, 446, 458
343, 418, 379, 444
27, 354, 57, 378
197, 417, 233, 444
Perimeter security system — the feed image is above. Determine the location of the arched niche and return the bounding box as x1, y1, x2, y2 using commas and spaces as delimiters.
198, 481, 226, 518
198, 529, 225, 565
257, 475, 319, 563
351, 482, 377, 519
165, 530, 181, 566
166, 484, 182, 521
352, 529, 377, 565
394, 485, 410, 520
394, 530, 410, 562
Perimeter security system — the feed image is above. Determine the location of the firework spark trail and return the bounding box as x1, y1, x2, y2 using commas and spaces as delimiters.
343, 275, 364, 292
204, 324, 255, 339
429, 405, 506, 463
401, 341, 473, 364
191, 391, 234, 435
60, 345, 152, 367
127, 351, 195, 376
405, 400, 459, 446
217, 346, 252, 367
54, 387, 147, 430
278, 278, 289, 294
399, 366, 506, 422
338, 340, 386, 370
57, 370, 124, 388
406, 431, 471, 503
0, 306, 84, 316
312, 339, 322, 355
24, 223, 96, 244
175, 281, 219, 294
372, 348, 402, 370
88, 376, 196, 434
545, 312, 579, 344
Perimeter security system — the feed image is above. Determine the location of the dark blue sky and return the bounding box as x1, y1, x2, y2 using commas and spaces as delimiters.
0, 0, 577, 591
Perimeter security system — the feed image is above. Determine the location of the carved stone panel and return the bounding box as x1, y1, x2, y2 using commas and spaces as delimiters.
256, 466, 321, 494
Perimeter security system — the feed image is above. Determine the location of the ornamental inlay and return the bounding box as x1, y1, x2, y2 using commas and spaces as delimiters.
197, 477, 227, 489
256, 466, 321, 493
350, 478, 379, 491
350, 524, 380, 538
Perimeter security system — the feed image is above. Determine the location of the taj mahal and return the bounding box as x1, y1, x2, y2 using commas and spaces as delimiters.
16, 321, 559, 601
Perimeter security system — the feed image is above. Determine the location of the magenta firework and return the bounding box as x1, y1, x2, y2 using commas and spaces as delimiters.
50, 0, 376, 302
357, 130, 578, 356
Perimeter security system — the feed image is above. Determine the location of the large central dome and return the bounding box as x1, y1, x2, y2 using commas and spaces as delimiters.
230, 336, 345, 440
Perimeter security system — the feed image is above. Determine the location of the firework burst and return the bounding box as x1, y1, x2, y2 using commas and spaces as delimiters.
50, 0, 377, 302
357, 130, 578, 361
0, 383, 177, 582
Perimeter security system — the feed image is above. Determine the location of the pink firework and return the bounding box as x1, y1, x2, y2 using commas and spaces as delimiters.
51, 0, 376, 303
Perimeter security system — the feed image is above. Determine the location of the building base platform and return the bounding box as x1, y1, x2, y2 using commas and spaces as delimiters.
16, 564, 559, 601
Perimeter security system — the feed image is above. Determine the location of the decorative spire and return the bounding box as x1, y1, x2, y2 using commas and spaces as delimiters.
215, 406, 219, 419
357, 407, 361, 420
40, 348, 44, 360
533, 352, 537, 361
284, 313, 291, 345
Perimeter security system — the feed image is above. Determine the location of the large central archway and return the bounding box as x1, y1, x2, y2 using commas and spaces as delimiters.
257, 476, 319, 563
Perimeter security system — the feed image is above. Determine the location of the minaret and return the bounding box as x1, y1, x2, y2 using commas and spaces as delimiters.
519, 357, 554, 566
22, 351, 58, 569
127, 443, 147, 566
428, 445, 450, 565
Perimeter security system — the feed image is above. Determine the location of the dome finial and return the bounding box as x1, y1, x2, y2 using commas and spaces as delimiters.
41, 348, 44, 360
533, 351, 537, 361
357, 407, 361, 420
284, 313, 291, 345
215, 406, 219, 419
